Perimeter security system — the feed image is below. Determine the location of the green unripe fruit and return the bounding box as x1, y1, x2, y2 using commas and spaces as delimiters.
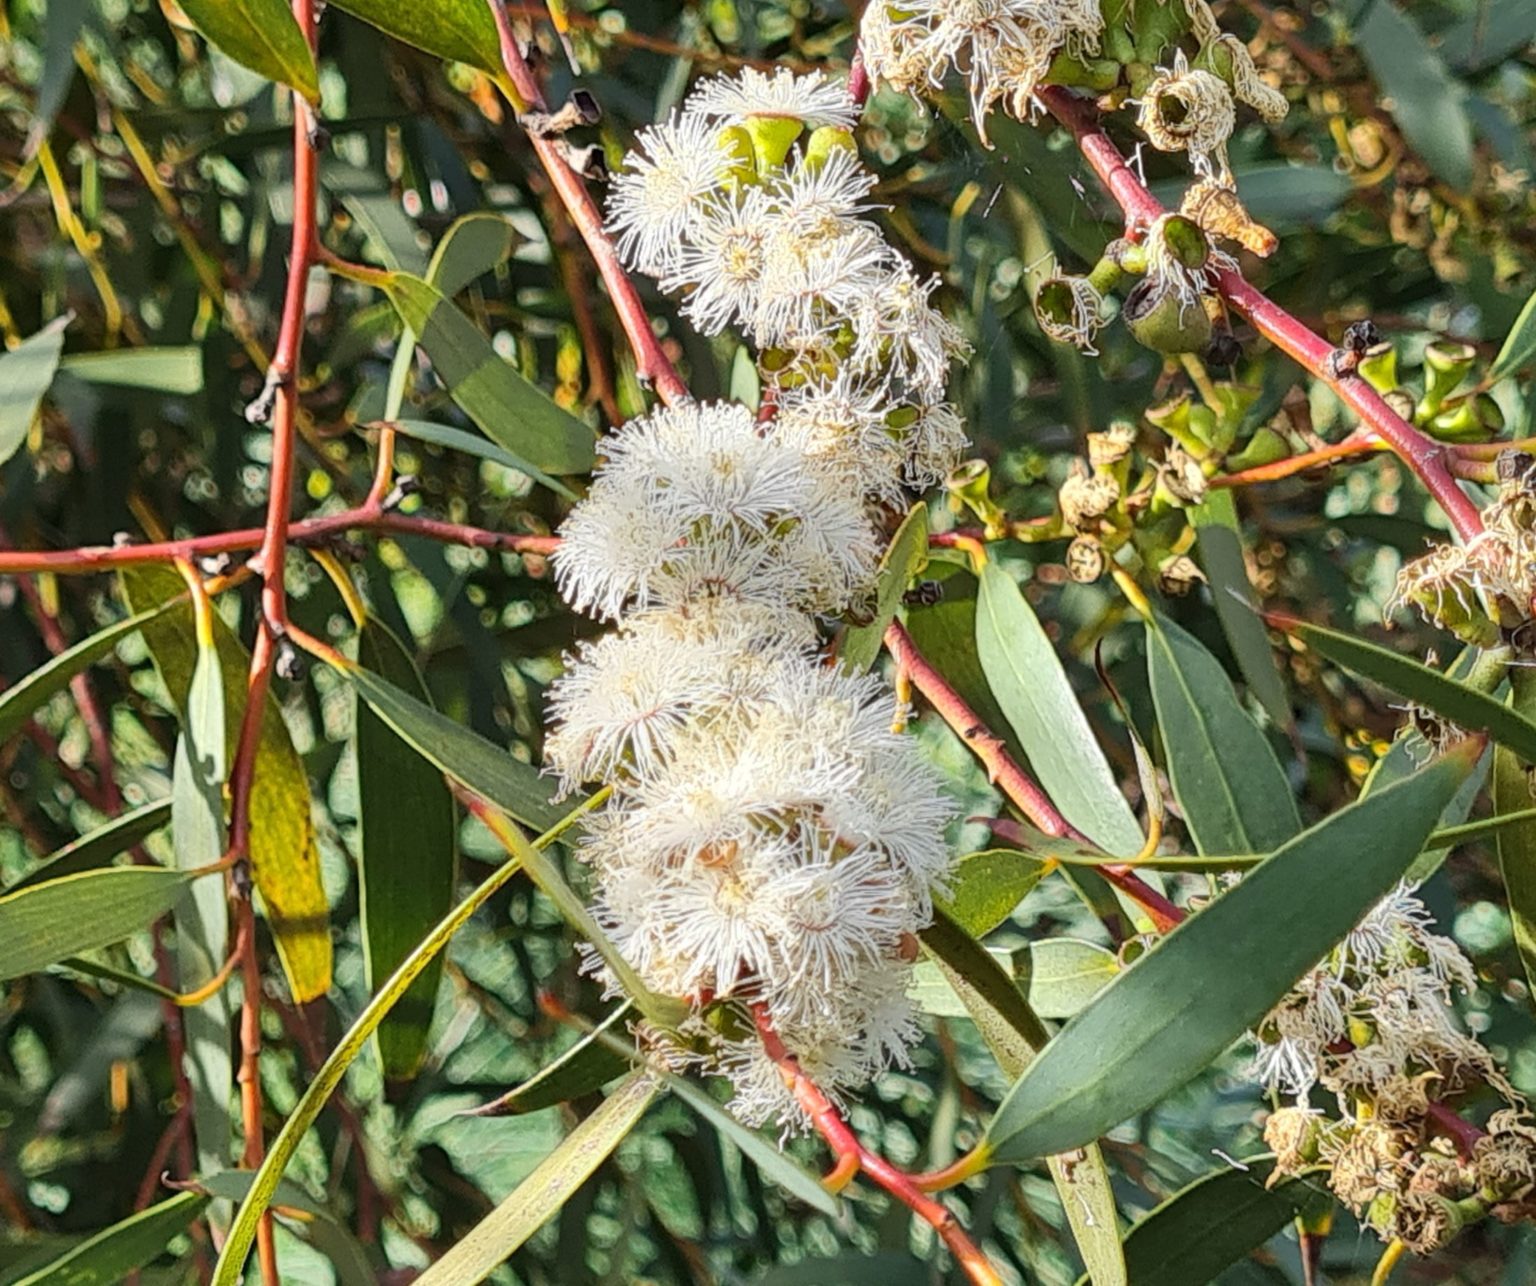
1124, 279, 1213, 355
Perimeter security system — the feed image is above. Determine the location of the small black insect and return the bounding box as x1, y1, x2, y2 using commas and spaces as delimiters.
1326, 319, 1383, 378
903, 581, 944, 607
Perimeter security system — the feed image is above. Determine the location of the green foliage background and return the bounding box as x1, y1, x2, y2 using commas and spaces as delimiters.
2, 0, 1536, 1282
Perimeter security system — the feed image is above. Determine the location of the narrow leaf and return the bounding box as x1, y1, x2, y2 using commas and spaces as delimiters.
329, 0, 502, 73
59, 347, 203, 394
938, 849, 1050, 938
0, 317, 67, 466
389, 418, 573, 499
841, 503, 928, 674
414, 1074, 660, 1286
912, 938, 1117, 1022
982, 746, 1476, 1162
976, 563, 1142, 852
383, 273, 596, 477
122, 567, 331, 1002
467, 1004, 633, 1117
1076, 1160, 1323, 1286
10, 1191, 208, 1286
4, 800, 171, 893
1290, 618, 1536, 765
1192, 491, 1289, 727
1497, 666, 1536, 998
427, 210, 517, 296
357, 618, 458, 1080
0, 866, 198, 982
332, 655, 569, 832
1147, 614, 1300, 855
175, 0, 319, 102
1491, 286, 1536, 382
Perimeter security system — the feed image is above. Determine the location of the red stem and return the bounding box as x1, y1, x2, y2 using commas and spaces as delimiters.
1035, 85, 1483, 544
753, 1007, 1005, 1286
484, 0, 689, 405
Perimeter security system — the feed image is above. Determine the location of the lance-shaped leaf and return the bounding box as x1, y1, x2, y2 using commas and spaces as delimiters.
1492, 287, 1536, 383
0, 866, 200, 981
0, 602, 174, 747
356, 618, 458, 1080
10, 1191, 208, 1286
1287, 617, 1536, 765
911, 938, 1118, 1022
0, 316, 67, 466
4, 799, 171, 893
1497, 666, 1536, 998
467, 1005, 633, 1118
329, 0, 502, 73
1147, 614, 1300, 855
938, 849, 1052, 938
920, 911, 1125, 1284
121, 567, 331, 1002
383, 273, 596, 477
413, 1074, 660, 1286
841, 503, 928, 674
330, 654, 569, 832
176, 0, 319, 102
172, 614, 234, 1178
981, 744, 1476, 1163
59, 347, 204, 393
1074, 1160, 1325, 1286
976, 563, 1142, 852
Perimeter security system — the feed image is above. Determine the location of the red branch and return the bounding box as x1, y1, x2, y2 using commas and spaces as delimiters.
883, 621, 1182, 933
753, 1007, 1006, 1286
1035, 85, 1484, 544
484, 0, 689, 405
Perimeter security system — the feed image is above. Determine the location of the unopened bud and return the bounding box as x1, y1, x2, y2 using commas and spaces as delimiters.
1066, 535, 1107, 583
1156, 553, 1205, 597
1087, 423, 1137, 470
1058, 462, 1121, 532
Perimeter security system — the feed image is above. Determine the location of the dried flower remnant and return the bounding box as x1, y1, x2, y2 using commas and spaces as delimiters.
1255, 883, 1536, 1255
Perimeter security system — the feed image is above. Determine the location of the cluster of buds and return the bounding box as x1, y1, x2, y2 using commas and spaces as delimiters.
544, 69, 969, 1130
1256, 884, 1536, 1255
1392, 449, 1536, 650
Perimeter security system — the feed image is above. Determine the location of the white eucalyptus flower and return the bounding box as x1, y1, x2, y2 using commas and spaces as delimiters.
687, 66, 859, 130
607, 109, 735, 276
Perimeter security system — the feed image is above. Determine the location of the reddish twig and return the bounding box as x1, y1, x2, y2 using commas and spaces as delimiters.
883, 621, 1180, 933
484, 0, 689, 405
1035, 85, 1484, 544
1211, 431, 1385, 488
753, 1006, 1005, 1286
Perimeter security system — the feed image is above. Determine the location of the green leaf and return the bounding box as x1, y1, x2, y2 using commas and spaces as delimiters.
22, 0, 88, 160
937, 849, 1051, 938
175, 0, 319, 102
211, 796, 602, 1286
356, 618, 458, 1080
752, 1253, 931, 1286
329, 0, 502, 73
1355, 0, 1475, 189
9, 1191, 208, 1286
122, 567, 332, 1003
1496, 665, 1536, 999
1491, 286, 1536, 383
1290, 619, 1536, 765
4, 800, 171, 893
1075, 1160, 1323, 1286
195, 1172, 375, 1286
332, 654, 569, 833
412, 1074, 659, 1286
840, 504, 928, 673
976, 563, 1142, 852
0, 866, 199, 981
383, 273, 596, 477
427, 210, 518, 296
466, 1003, 633, 1117
58, 347, 203, 394
171, 620, 233, 1177
389, 418, 574, 499
1192, 492, 1289, 727
981, 746, 1476, 1162
0, 317, 68, 466
1440, 2, 1536, 73
912, 938, 1117, 1022
1147, 614, 1299, 855
0, 603, 174, 747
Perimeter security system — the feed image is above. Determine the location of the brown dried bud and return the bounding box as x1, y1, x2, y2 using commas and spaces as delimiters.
1331, 1123, 1407, 1212
1066, 536, 1107, 584
1160, 445, 1208, 506
1156, 554, 1206, 597
1181, 177, 1278, 257
1497, 449, 1536, 491
1394, 1193, 1469, 1255
1087, 424, 1137, 470
1263, 1106, 1323, 1178
1058, 463, 1120, 532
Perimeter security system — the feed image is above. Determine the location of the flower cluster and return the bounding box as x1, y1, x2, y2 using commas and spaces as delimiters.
1254, 883, 1536, 1254
545, 69, 966, 1130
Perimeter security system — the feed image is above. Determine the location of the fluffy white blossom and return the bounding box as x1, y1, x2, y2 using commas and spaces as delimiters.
687, 65, 859, 130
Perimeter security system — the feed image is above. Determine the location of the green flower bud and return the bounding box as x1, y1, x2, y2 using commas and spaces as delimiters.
803, 125, 857, 170
745, 115, 804, 172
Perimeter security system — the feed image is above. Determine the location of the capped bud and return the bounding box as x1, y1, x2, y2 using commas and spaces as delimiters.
1066, 535, 1107, 583
1156, 553, 1206, 597
1181, 177, 1277, 257
803, 125, 857, 169
1035, 275, 1106, 352
1123, 277, 1213, 355
744, 115, 805, 171
1058, 462, 1121, 532
1159, 445, 1208, 505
